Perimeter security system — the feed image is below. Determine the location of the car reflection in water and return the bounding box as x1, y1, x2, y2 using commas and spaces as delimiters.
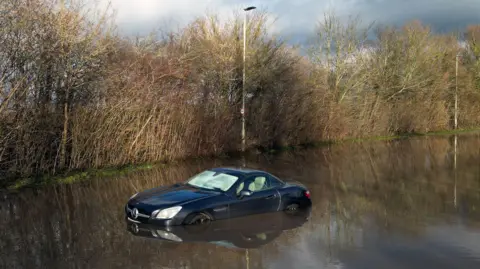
126, 206, 311, 249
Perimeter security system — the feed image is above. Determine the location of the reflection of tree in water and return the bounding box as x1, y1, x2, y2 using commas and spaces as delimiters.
1, 134, 480, 268
259, 134, 480, 266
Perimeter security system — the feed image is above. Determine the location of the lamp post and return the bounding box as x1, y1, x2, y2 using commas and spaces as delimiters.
455, 53, 461, 130
241, 6, 256, 152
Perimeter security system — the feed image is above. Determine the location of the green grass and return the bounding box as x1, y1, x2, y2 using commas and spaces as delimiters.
4, 127, 480, 192
5, 163, 157, 191
324, 127, 480, 145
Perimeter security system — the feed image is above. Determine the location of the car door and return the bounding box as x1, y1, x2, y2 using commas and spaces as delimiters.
229, 174, 280, 218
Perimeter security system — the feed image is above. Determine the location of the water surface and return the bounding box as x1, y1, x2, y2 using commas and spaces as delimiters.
1, 133, 480, 269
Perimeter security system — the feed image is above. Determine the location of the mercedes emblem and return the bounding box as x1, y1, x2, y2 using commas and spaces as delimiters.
132, 208, 139, 219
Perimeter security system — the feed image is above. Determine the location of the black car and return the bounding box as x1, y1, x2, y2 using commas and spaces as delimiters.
126, 207, 311, 249
125, 167, 312, 226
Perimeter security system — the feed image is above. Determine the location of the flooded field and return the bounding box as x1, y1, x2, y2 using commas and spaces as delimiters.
1, 133, 480, 269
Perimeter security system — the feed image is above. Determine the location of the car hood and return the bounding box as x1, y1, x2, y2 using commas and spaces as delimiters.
129, 184, 218, 210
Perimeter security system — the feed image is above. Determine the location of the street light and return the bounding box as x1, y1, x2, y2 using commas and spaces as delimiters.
241, 6, 256, 152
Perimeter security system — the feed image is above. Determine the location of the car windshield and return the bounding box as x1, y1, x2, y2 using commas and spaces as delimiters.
186, 170, 239, 192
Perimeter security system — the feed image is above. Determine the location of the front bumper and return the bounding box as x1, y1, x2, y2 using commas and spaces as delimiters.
124, 204, 185, 226
125, 216, 181, 226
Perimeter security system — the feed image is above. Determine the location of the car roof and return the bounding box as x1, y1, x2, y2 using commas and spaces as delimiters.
210, 167, 268, 177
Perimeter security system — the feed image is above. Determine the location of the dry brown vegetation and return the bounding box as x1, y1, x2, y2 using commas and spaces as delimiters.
1, 1, 480, 181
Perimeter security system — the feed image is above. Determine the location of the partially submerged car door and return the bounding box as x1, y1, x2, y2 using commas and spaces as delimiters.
229, 174, 281, 218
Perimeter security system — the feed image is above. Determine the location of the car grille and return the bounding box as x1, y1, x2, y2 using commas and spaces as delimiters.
125, 204, 151, 221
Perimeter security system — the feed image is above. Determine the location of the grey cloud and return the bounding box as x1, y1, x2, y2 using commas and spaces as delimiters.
111, 0, 480, 42
280, 0, 480, 47
349, 0, 480, 32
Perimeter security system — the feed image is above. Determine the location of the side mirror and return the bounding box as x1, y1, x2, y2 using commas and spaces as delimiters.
239, 190, 252, 198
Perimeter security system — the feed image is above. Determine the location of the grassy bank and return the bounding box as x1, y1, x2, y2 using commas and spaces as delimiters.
5, 127, 479, 192
4, 163, 156, 191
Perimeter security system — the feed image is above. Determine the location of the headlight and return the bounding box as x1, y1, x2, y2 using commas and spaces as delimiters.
153, 206, 182, 219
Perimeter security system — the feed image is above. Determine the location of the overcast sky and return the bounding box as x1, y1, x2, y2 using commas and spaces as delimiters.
102, 0, 480, 44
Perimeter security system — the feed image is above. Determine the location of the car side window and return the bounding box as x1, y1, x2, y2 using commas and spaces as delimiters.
268, 175, 283, 188
246, 176, 269, 192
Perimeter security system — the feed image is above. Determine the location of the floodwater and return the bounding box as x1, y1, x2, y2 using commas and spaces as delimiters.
1, 133, 480, 269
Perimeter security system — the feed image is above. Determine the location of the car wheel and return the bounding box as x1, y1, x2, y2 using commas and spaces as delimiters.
186, 212, 212, 225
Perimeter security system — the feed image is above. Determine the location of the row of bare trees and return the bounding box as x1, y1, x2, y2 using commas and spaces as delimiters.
1, 1, 480, 181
